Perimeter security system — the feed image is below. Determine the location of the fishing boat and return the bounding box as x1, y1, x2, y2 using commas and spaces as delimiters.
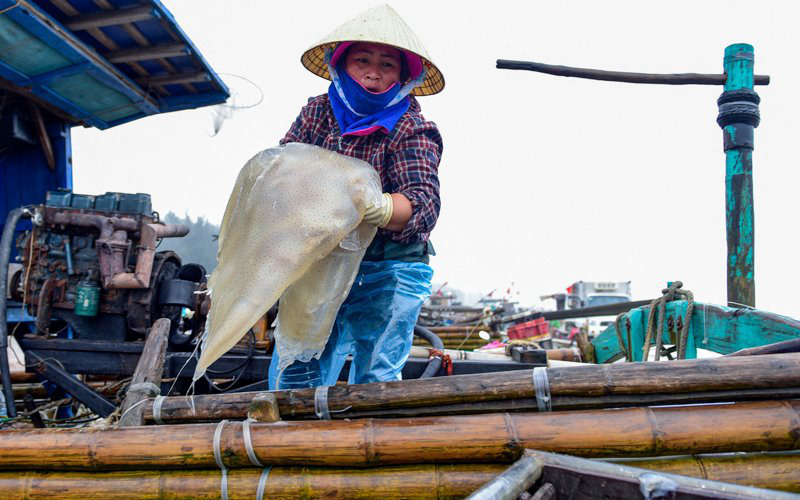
0, 1, 798, 498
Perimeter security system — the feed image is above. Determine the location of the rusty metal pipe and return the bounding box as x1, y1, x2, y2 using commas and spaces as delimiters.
50, 212, 189, 289
51, 212, 138, 234
107, 224, 188, 289
152, 223, 189, 238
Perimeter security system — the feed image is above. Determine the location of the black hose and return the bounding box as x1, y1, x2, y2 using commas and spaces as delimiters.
413, 324, 444, 379
0, 208, 28, 417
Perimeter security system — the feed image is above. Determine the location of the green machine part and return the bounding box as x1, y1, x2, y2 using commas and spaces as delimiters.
593, 301, 800, 363
74, 281, 100, 317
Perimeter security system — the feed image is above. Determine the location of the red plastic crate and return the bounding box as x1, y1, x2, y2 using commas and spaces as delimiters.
507, 317, 549, 340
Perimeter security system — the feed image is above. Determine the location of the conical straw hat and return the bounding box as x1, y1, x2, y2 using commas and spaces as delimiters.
301, 4, 444, 96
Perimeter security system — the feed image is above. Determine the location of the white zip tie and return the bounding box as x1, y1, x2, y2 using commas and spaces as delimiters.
128, 381, 160, 396
256, 466, 272, 500
532, 367, 552, 412
152, 395, 166, 425
213, 419, 229, 500
314, 385, 332, 420
243, 419, 263, 466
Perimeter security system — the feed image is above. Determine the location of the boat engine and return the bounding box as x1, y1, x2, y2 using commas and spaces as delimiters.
10, 190, 207, 346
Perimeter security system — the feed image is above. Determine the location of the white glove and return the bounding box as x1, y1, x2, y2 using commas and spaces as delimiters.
363, 193, 393, 228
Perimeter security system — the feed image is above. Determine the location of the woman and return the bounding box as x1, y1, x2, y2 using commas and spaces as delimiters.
269, 5, 445, 389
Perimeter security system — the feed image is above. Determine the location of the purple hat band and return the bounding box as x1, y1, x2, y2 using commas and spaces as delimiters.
330, 41, 424, 81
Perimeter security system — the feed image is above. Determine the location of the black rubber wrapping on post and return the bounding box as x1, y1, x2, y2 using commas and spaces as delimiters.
717, 89, 761, 128
0, 208, 27, 417
717, 89, 761, 105
413, 324, 444, 379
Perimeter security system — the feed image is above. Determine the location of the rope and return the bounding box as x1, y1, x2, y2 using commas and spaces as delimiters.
532, 367, 552, 412
213, 420, 229, 500
676, 288, 695, 359
116, 399, 149, 423
428, 349, 453, 376
639, 282, 695, 361
242, 419, 263, 467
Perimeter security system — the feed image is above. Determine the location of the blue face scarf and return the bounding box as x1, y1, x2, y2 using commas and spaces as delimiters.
327, 51, 425, 137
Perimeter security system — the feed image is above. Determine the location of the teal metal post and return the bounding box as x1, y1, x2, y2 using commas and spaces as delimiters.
717, 44, 760, 307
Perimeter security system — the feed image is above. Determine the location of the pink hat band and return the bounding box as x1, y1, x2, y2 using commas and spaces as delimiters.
330, 41, 424, 81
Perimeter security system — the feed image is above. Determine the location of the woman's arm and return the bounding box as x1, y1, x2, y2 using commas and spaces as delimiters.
383, 125, 443, 238
384, 193, 412, 232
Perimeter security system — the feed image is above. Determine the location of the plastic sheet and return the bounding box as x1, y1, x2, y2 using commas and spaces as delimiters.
268, 260, 433, 388
195, 143, 382, 380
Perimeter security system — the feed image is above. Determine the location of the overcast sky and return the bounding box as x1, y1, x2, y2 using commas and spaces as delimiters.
72, 1, 799, 317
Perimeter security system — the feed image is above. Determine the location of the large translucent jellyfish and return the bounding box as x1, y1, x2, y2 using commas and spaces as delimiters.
194, 143, 382, 381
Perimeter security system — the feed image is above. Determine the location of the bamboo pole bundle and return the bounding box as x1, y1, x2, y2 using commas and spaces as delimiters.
0, 464, 504, 500
611, 452, 800, 493
142, 352, 800, 423
1, 401, 798, 470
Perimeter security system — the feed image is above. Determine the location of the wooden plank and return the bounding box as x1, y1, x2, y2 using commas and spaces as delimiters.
532, 450, 795, 499
29, 353, 115, 417
49, 0, 169, 96
593, 301, 800, 363
118, 318, 170, 426
137, 71, 209, 87
65, 5, 155, 31
465, 455, 542, 500
91, 0, 197, 94
105, 43, 188, 63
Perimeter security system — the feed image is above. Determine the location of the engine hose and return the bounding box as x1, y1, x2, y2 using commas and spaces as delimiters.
413, 324, 444, 379
0, 208, 29, 417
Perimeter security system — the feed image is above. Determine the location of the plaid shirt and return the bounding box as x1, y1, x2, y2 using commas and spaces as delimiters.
280, 94, 442, 244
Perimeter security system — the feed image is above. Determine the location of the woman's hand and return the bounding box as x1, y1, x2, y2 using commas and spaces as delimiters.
363, 193, 412, 231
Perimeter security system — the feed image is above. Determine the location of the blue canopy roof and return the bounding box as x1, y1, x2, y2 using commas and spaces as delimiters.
0, 0, 229, 129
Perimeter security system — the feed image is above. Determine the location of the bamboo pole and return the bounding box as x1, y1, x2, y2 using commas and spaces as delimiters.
610, 452, 800, 493
144, 386, 800, 423
1, 401, 798, 470
542, 349, 579, 361
408, 346, 509, 361
308, 387, 800, 420
427, 326, 491, 333
0, 453, 794, 499
118, 319, 170, 427
143, 353, 800, 422
10, 372, 38, 383
0, 464, 504, 500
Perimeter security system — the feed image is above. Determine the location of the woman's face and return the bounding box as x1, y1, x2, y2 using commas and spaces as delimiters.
344, 42, 403, 93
